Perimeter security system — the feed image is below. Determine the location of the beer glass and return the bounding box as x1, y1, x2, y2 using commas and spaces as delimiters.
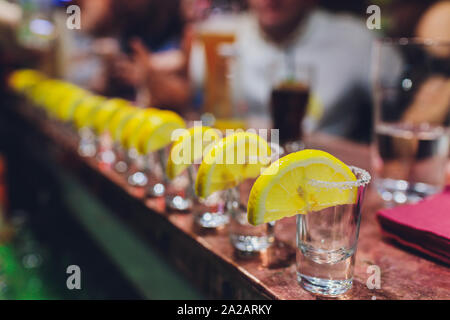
195, 2, 240, 121
269, 58, 314, 152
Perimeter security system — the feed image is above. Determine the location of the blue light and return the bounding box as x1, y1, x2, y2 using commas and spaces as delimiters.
29, 19, 54, 36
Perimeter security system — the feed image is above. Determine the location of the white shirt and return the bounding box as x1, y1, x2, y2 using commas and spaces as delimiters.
191, 9, 379, 141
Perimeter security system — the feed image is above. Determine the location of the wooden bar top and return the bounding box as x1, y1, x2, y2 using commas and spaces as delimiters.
3, 101, 449, 300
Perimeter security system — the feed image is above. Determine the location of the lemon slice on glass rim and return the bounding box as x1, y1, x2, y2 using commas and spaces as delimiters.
119, 109, 155, 150
195, 132, 274, 198
9, 69, 46, 93
72, 95, 107, 129
57, 87, 91, 121
135, 110, 186, 154
166, 126, 221, 180
91, 98, 129, 135
108, 105, 136, 142
247, 149, 364, 226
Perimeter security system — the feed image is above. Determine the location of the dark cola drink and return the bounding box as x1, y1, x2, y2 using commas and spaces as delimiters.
270, 81, 309, 145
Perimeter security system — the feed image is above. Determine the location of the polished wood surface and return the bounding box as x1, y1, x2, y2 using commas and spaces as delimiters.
3, 101, 449, 300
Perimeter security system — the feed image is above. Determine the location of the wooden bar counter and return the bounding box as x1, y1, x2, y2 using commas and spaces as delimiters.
1, 100, 449, 300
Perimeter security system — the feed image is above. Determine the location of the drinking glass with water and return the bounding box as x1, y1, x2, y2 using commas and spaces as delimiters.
371, 38, 450, 205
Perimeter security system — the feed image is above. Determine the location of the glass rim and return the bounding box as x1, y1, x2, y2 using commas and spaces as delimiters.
248, 142, 284, 163
375, 37, 450, 47
307, 166, 371, 189
269, 142, 284, 160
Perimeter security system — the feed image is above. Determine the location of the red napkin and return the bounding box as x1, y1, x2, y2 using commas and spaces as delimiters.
377, 186, 450, 265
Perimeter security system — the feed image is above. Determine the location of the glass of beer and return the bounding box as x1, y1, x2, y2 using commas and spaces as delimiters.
269, 59, 313, 151
195, 2, 240, 124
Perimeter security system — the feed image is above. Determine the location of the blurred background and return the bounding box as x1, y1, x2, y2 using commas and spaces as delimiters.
0, 0, 448, 299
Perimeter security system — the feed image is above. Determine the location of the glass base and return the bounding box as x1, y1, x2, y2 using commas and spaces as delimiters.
78, 142, 96, 157
127, 172, 148, 187
297, 273, 352, 296
195, 212, 229, 229
114, 160, 128, 174
148, 183, 165, 197
97, 149, 116, 165
166, 195, 192, 211
230, 234, 274, 253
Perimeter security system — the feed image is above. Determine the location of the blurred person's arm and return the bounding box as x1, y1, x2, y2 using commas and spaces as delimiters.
146, 49, 191, 109
402, 77, 450, 126
115, 39, 191, 110
400, 1, 450, 126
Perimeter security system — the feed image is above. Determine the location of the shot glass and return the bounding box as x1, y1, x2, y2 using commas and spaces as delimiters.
145, 150, 166, 197
78, 127, 97, 157
128, 147, 167, 197
112, 143, 130, 174
296, 166, 371, 296
127, 149, 151, 188
228, 143, 283, 253
195, 190, 228, 229
165, 162, 228, 226
96, 132, 116, 167
165, 162, 196, 212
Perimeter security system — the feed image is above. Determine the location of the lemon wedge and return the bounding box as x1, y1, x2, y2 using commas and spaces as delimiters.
44, 81, 70, 116
108, 105, 136, 142
195, 132, 272, 198
247, 149, 357, 226
9, 69, 45, 93
30, 79, 61, 110
166, 126, 221, 180
135, 110, 186, 154
91, 98, 128, 134
72, 95, 107, 129
57, 87, 90, 121
119, 108, 159, 150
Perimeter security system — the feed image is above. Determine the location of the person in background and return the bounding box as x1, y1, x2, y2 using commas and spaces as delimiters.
232, 0, 378, 142
416, 0, 450, 42
109, 0, 191, 110
190, 0, 380, 141
386, 0, 437, 38
68, 0, 190, 110
401, 0, 450, 126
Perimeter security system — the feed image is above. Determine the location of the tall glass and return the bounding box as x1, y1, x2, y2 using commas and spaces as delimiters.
296, 166, 371, 296
269, 59, 313, 152
372, 39, 450, 205
228, 143, 283, 253
195, 2, 239, 120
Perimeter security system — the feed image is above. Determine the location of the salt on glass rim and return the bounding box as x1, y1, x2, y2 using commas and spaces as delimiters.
308, 166, 371, 189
